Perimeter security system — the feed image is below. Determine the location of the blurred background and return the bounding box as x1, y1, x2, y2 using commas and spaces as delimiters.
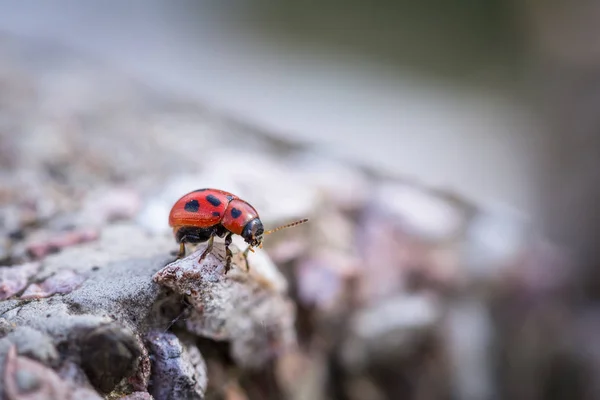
0, 1, 599, 399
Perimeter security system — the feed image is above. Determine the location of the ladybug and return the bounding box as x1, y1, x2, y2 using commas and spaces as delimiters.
169, 188, 307, 272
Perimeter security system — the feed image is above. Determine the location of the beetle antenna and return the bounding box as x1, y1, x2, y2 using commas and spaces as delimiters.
264, 218, 308, 236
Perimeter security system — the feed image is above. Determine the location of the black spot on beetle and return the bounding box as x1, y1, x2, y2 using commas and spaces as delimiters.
231, 208, 242, 218
184, 199, 200, 212
206, 194, 222, 207
212, 211, 220, 217
226, 195, 233, 201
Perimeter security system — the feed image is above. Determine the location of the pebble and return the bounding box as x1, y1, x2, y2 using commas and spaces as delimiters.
145, 331, 207, 400
20, 270, 87, 299
0, 262, 41, 300
3, 345, 83, 400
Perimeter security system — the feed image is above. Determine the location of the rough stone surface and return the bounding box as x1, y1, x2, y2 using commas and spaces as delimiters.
4, 327, 58, 366
20, 270, 87, 300
154, 242, 297, 369
146, 331, 207, 400
3, 345, 102, 400
0, 263, 40, 300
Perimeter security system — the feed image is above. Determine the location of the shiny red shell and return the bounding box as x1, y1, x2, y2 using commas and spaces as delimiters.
168, 188, 259, 236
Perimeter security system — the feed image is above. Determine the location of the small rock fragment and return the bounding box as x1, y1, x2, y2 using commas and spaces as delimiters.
146, 330, 207, 400
154, 243, 297, 368
128, 335, 151, 392
3, 345, 72, 400
20, 270, 87, 299
0, 262, 40, 300
26, 229, 99, 259
79, 324, 142, 394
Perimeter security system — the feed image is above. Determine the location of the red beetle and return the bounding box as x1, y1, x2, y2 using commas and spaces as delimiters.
169, 188, 307, 272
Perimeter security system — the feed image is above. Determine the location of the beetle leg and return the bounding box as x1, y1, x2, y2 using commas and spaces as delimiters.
175, 235, 188, 259
242, 245, 253, 271
176, 242, 186, 259
224, 232, 233, 273
198, 235, 215, 263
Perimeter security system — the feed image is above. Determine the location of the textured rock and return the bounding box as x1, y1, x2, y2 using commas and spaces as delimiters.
79, 324, 143, 394
0, 224, 174, 398
146, 331, 207, 400
0, 262, 40, 300
20, 270, 87, 299
2, 345, 101, 400
4, 327, 59, 366
154, 242, 297, 368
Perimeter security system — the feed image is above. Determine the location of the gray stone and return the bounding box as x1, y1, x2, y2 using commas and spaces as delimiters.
154, 241, 297, 369
146, 331, 207, 400
5, 327, 59, 366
